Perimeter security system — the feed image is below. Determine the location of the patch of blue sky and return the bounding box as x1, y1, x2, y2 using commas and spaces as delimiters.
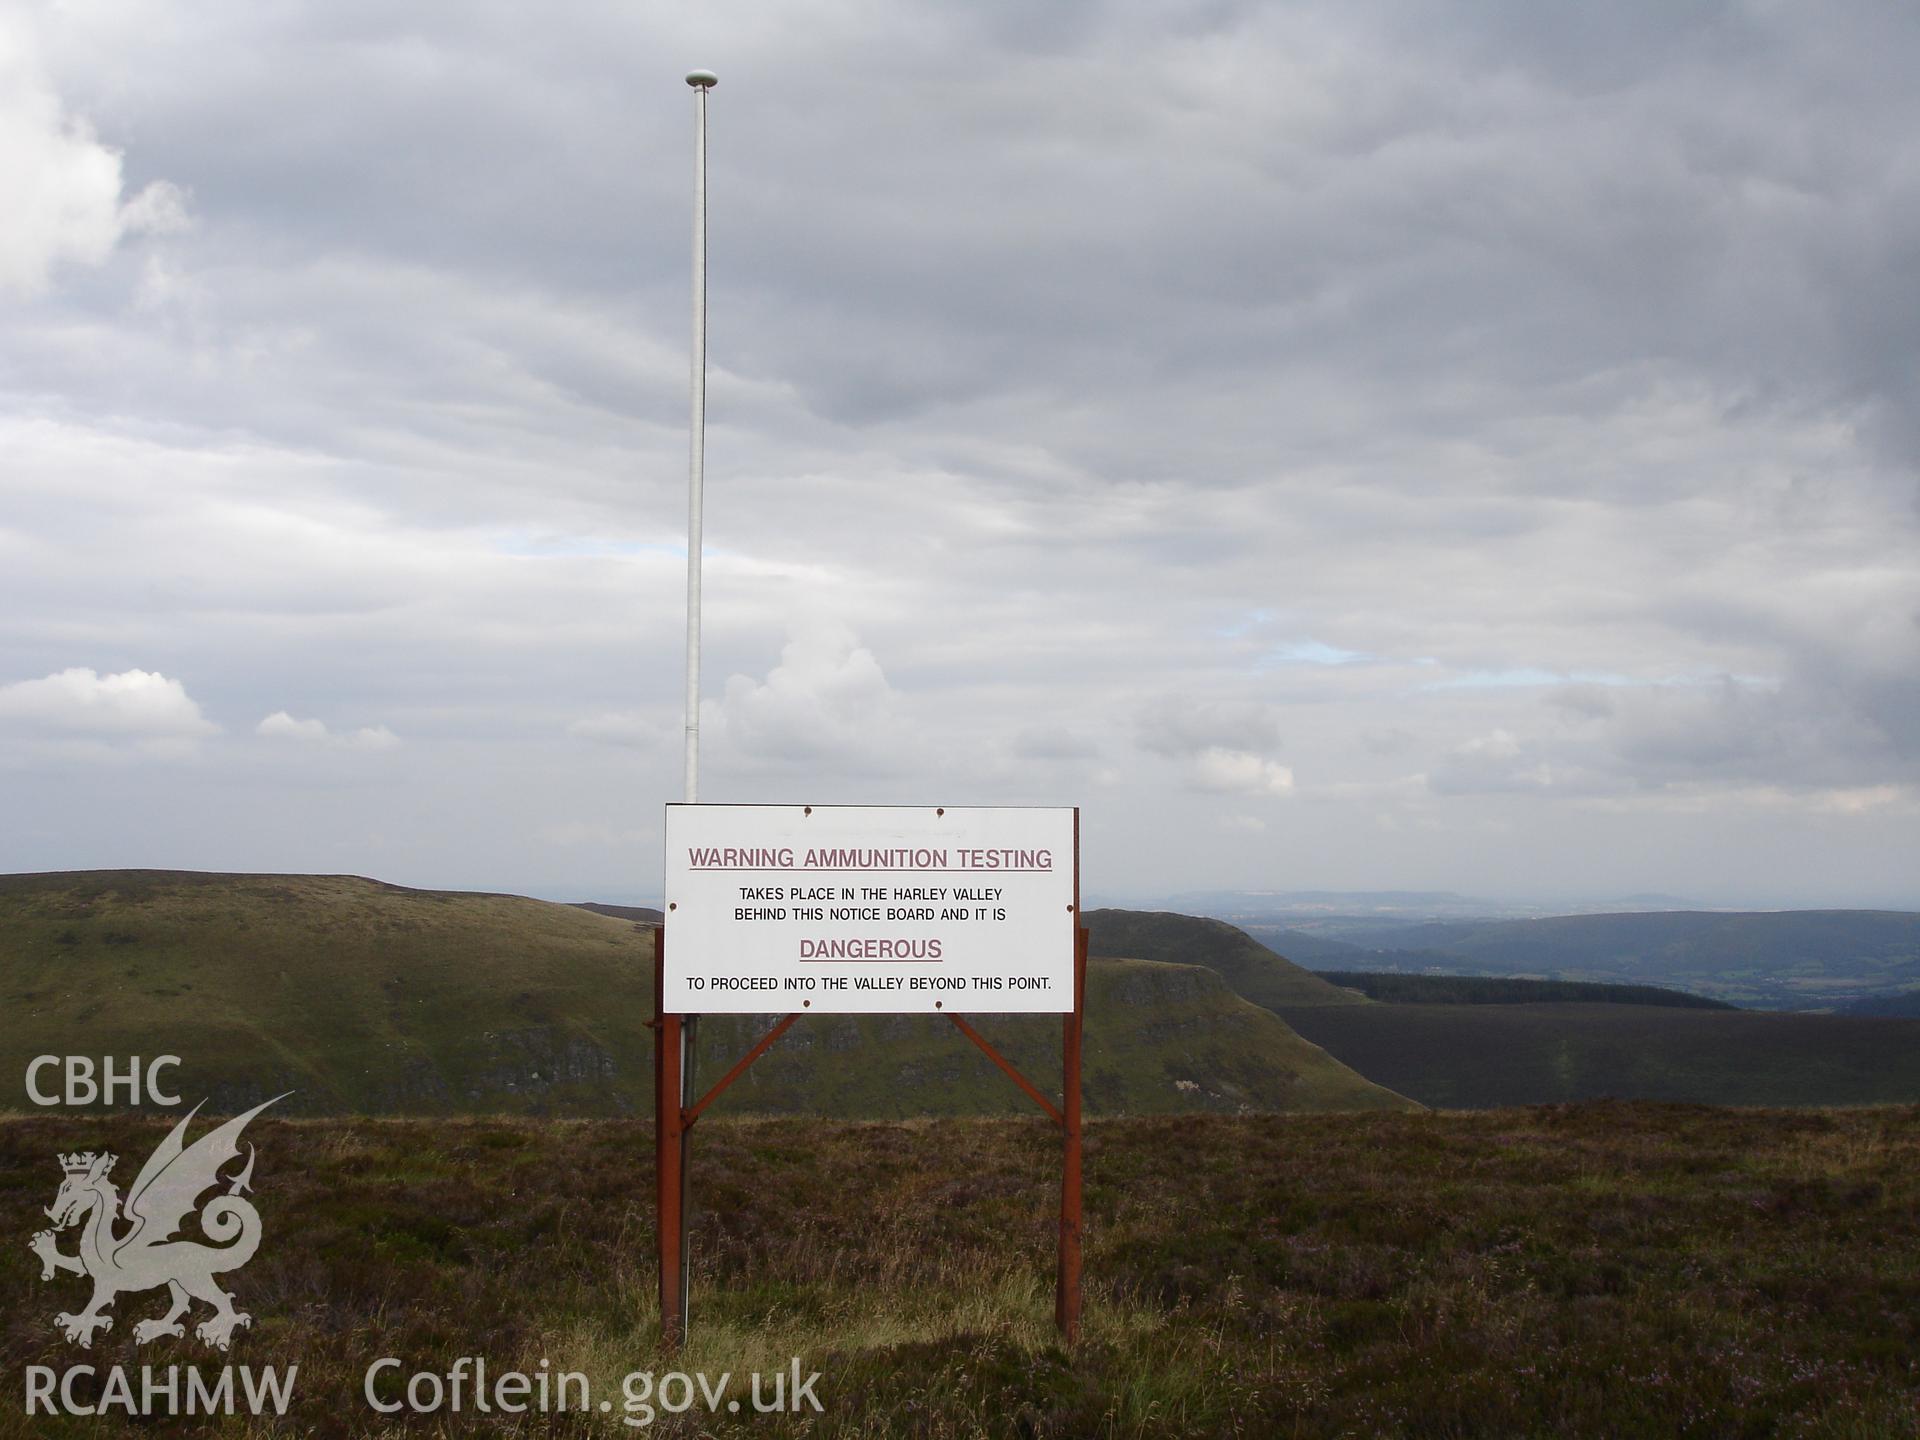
1265, 639, 1372, 667
1211, 614, 1373, 666
1215, 609, 1276, 639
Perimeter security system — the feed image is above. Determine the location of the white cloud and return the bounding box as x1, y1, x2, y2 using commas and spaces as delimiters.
0, 14, 185, 296
118, 179, 192, 237
1811, 785, 1910, 816
702, 625, 907, 776
1429, 729, 1557, 796
0, 667, 217, 739
255, 711, 327, 743
256, 711, 399, 751
1190, 747, 1295, 798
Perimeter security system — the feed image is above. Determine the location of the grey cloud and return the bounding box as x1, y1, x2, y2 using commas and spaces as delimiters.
1546, 686, 1617, 721
1011, 726, 1099, 762
1607, 681, 1788, 774
1360, 726, 1418, 756
1521, 653, 1918, 796
1791, 610, 1920, 761
1601, 586, 1920, 788
1137, 699, 1282, 759
567, 711, 670, 751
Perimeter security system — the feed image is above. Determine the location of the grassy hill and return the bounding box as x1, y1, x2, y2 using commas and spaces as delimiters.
1327, 909, 1920, 1009
1278, 1001, 1920, 1109
0, 871, 1410, 1118
1081, 909, 1364, 1009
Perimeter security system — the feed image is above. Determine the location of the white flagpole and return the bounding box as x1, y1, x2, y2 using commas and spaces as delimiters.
678, 65, 717, 1333
683, 68, 716, 805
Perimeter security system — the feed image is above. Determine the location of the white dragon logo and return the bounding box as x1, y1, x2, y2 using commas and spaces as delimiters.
28, 1095, 287, 1351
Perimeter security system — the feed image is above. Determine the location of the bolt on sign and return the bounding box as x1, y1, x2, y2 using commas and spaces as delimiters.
664, 804, 1078, 1013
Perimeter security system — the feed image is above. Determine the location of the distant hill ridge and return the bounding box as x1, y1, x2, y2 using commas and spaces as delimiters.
1325, 909, 1920, 1010
1313, 971, 1735, 1009
572, 901, 664, 924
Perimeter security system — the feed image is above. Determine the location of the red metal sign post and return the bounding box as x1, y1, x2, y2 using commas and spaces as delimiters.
652, 940, 685, 1347
653, 921, 1089, 1347
1058, 924, 1086, 1338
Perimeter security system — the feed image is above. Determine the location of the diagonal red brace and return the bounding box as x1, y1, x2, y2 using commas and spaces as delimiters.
683, 1013, 801, 1128
947, 1013, 1064, 1126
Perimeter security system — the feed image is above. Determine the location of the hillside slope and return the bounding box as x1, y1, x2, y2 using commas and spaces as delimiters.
698, 958, 1408, 1118
1082, 908, 1365, 1009
0, 871, 1411, 1117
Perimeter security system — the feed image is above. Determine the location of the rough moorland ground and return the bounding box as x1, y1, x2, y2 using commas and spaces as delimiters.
1, 1104, 1916, 1437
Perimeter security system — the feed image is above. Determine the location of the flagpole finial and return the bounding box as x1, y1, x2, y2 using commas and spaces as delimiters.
686, 70, 718, 88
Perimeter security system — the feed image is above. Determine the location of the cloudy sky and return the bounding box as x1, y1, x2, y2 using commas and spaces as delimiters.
4, 1, 1917, 909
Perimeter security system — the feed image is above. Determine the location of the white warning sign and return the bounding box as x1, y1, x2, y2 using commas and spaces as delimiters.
663, 804, 1078, 1013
